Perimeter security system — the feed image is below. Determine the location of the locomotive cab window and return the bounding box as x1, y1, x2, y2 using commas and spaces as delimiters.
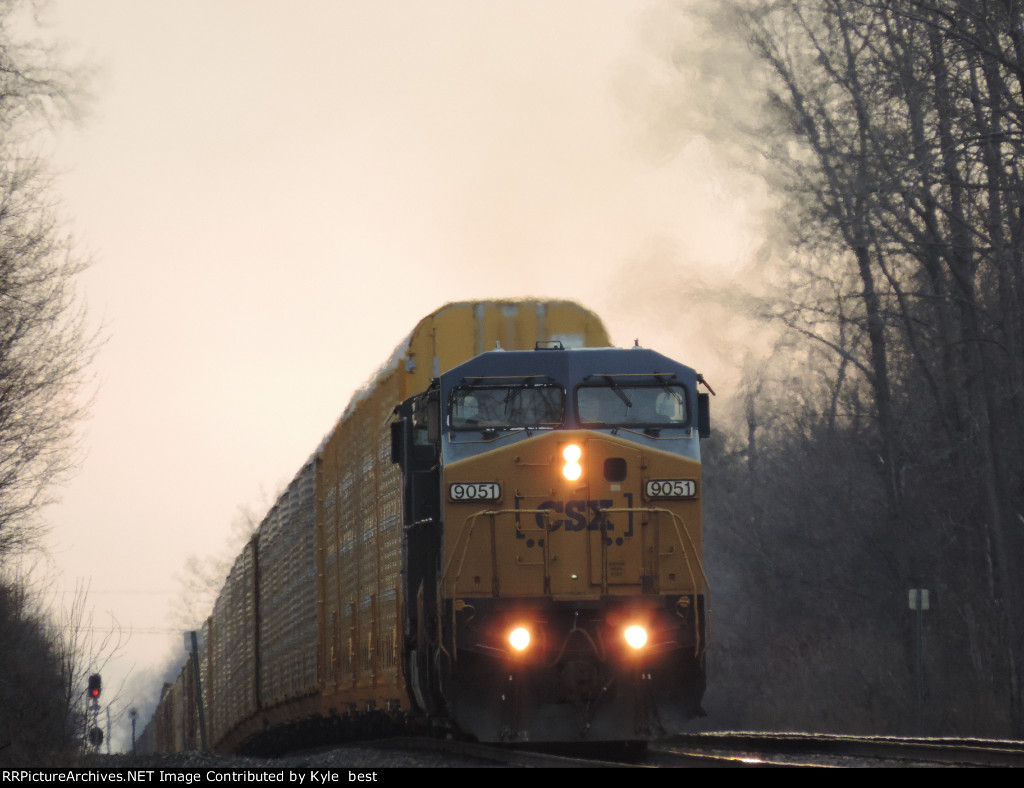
450, 383, 564, 430
413, 389, 440, 444
576, 383, 689, 428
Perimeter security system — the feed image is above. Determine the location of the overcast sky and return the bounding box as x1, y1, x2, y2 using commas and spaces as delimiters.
33, 0, 764, 750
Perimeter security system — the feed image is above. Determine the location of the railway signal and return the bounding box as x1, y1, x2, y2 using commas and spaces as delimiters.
84, 673, 104, 752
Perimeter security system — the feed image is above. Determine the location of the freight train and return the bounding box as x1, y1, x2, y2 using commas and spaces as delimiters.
140, 300, 710, 753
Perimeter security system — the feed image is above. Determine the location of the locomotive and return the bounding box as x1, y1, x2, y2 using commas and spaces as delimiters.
141, 300, 709, 752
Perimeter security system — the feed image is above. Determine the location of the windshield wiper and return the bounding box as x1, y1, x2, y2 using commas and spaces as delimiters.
602, 375, 633, 409
661, 385, 684, 406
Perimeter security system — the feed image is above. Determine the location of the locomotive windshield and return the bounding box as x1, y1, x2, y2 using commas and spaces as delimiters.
450, 383, 564, 430
576, 383, 689, 428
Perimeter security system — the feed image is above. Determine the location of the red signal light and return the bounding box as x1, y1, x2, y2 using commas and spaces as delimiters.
87, 673, 101, 700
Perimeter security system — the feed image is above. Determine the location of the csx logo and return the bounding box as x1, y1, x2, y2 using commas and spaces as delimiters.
517, 497, 635, 536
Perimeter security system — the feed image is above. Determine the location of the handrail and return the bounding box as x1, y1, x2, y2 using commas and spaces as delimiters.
438, 507, 553, 661
437, 505, 711, 660
602, 506, 711, 657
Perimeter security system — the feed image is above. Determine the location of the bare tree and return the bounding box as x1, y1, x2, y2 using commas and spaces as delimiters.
172, 502, 263, 631
0, 0, 98, 761
656, 0, 1024, 735
0, 0, 93, 559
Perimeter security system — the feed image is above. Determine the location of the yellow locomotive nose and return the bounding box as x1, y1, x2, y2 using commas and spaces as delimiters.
561, 443, 583, 481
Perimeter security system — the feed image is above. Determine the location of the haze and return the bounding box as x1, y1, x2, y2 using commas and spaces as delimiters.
38, 0, 761, 749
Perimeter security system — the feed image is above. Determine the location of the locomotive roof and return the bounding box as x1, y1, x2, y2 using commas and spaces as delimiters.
442, 344, 699, 389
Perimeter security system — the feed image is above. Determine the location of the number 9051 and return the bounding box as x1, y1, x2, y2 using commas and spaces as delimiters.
645, 479, 697, 499
449, 482, 501, 501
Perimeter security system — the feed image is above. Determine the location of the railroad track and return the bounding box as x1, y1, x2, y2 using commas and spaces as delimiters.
385, 737, 651, 768
89, 733, 1024, 769
338, 732, 1024, 767
651, 732, 1024, 768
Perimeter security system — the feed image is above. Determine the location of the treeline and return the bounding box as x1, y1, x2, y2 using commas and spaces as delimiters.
0, 580, 83, 762
0, 0, 95, 764
684, 0, 1024, 736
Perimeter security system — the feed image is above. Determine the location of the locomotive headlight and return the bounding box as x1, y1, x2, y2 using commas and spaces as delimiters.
509, 627, 531, 651
624, 625, 648, 650
562, 444, 583, 482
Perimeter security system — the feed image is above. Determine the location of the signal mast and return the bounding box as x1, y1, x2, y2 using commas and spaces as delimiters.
86, 674, 104, 751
